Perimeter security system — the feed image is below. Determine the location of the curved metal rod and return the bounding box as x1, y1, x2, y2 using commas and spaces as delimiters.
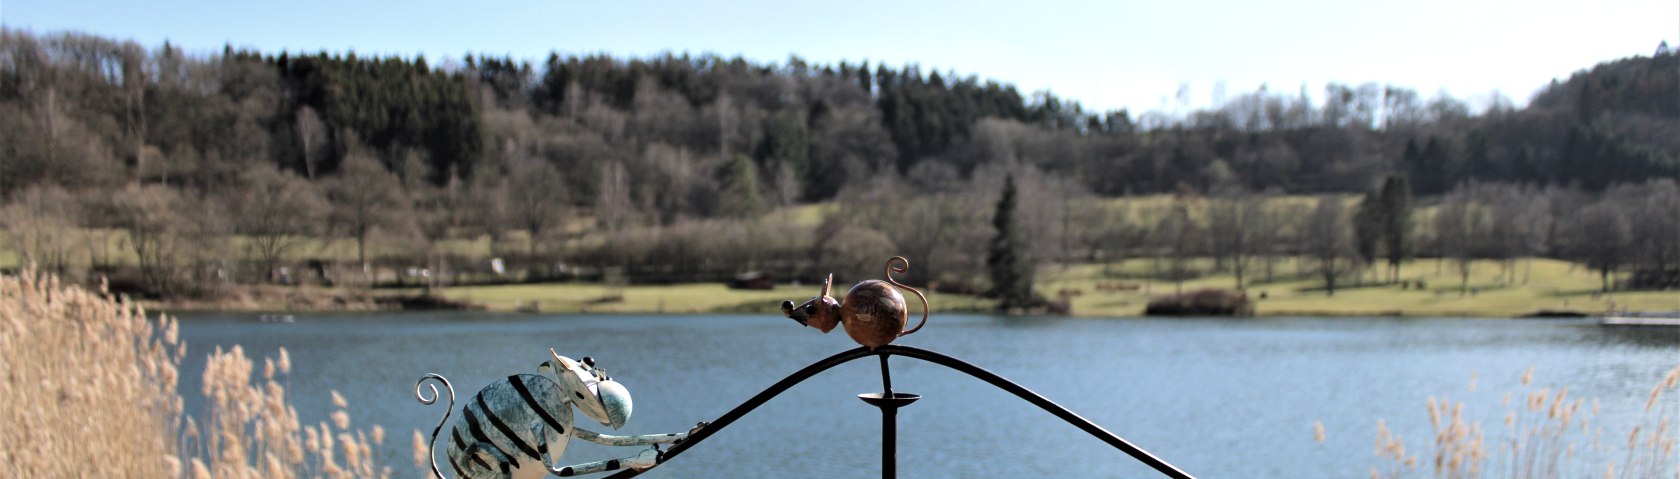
604, 345, 1194, 479
602, 347, 877, 478
878, 345, 1196, 479
414, 374, 456, 479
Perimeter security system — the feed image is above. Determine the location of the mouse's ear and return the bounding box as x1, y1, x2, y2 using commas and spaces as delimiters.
822, 273, 833, 297
551, 348, 578, 371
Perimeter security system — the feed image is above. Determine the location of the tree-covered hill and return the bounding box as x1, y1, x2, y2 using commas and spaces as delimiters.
2, 29, 1674, 299
4, 28, 1674, 202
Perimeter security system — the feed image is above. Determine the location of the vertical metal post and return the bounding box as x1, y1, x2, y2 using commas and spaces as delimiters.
879, 354, 897, 479
859, 353, 918, 479
880, 354, 894, 395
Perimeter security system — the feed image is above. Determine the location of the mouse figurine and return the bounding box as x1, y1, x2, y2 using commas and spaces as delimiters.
781, 256, 929, 349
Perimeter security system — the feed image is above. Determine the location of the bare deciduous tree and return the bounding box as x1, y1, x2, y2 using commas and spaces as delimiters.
1, 185, 81, 276
1434, 187, 1486, 295
409, 178, 472, 290
771, 160, 802, 210
1479, 183, 1549, 285
326, 153, 406, 282
1208, 186, 1266, 289
227, 167, 327, 283
294, 106, 325, 179
1565, 201, 1630, 293
119, 41, 148, 184
1304, 195, 1355, 296
1154, 195, 1204, 295
1253, 189, 1293, 283
111, 185, 192, 294
502, 155, 569, 278
1096, 201, 1146, 278
1614, 180, 1680, 288
595, 159, 637, 233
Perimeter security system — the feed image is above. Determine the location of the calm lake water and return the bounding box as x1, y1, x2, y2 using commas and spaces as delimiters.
175, 313, 1679, 478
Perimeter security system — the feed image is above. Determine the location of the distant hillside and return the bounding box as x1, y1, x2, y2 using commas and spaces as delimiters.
2, 28, 1675, 202
2, 30, 1675, 301
1478, 53, 1680, 191
1531, 52, 1678, 120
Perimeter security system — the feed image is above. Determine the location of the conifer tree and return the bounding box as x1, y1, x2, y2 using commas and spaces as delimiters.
1378, 175, 1414, 282
716, 154, 764, 218
987, 175, 1034, 310
1354, 190, 1382, 279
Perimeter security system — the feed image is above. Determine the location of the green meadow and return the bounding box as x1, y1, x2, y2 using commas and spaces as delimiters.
1038, 257, 1677, 318
424, 257, 1675, 318
433, 281, 997, 315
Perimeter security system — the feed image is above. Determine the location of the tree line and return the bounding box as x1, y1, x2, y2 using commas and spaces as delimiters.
1, 29, 1675, 299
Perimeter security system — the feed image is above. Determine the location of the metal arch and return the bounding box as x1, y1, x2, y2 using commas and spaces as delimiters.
602, 347, 875, 479
881, 345, 1196, 479
603, 345, 1196, 479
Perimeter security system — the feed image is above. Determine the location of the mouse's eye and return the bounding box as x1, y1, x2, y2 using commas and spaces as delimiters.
804, 304, 816, 314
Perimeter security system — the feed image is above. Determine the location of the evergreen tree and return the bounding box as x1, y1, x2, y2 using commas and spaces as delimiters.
1377, 174, 1414, 282
716, 153, 765, 218
987, 175, 1034, 310
1353, 190, 1382, 278
1354, 175, 1417, 284
1406, 136, 1451, 195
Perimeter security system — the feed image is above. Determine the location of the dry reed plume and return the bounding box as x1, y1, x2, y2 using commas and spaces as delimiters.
2, 269, 392, 478
1361, 365, 1679, 479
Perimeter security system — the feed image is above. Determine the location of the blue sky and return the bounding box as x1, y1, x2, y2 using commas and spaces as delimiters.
3, 0, 1673, 113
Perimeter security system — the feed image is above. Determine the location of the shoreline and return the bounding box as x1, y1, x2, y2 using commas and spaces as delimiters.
108, 258, 1678, 319
138, 284, 1640, 319
27, 258, 1678, 320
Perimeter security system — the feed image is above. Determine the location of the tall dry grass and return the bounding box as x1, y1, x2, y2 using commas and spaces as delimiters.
1, 269, 183, 477
1363, 365, 1679, 479
1, 269, 391, 478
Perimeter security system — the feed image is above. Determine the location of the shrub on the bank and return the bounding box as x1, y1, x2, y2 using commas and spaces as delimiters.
1143, 288, 1254, 316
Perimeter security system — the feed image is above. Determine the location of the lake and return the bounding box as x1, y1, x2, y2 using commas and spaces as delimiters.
175, 313, 1679, 478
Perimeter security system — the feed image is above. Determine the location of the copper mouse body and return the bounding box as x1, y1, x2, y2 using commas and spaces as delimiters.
781, 256, 929, 349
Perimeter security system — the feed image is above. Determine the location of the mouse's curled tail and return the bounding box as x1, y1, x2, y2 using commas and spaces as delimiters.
885, 256, 930, 337
415, 373, 456, 479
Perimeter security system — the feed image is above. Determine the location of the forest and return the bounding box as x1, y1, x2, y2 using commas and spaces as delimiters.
1, 28, 1676, 301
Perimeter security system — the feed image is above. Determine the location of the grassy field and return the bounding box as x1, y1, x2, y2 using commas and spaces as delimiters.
0, 195, 1402, 273
7, 195, 1672, 318
435, 281, 996, 315
0, 192, 1337, 270
1039, 257, 1679, 317
422, 257, 1676, 318
8, 227, 1671, 317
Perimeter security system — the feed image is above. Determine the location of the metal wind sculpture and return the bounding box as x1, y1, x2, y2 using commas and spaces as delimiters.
416, 255, 1195, 479
415, 350, 706, 478
781, 256, 930, 349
